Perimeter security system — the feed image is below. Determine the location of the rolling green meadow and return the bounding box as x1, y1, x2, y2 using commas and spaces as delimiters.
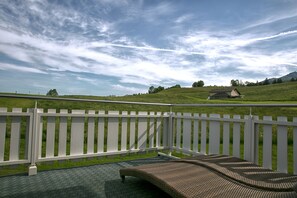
1, 81, 297, 114
0, 81, 297, 176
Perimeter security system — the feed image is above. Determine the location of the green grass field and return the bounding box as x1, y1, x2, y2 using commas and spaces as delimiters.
1, 81, 297, 119
0, 81, 296, 176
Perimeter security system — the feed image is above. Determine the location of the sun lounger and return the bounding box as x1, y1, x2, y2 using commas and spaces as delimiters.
120, 155, 297, 197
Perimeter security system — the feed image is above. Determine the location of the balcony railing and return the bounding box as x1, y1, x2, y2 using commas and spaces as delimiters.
0, 94, 297, 176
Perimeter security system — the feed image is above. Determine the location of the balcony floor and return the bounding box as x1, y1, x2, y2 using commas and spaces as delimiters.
0, 156, 172, 198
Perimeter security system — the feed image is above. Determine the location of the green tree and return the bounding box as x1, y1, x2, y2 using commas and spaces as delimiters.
277, 78, 283, 83
230, 79, 239, 86
263, 78, 270, 85
148, 86, 155, 94
245, 81, 256, 86
148, 86, 164, 94
46, 89, 58, 96
171, 84, 181, 88
155, 86, 164, 93
192, 80, 204, 87
197, 80, 204, 87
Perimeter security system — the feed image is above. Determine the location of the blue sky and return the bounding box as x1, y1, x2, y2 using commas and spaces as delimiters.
0, 0, 297, 96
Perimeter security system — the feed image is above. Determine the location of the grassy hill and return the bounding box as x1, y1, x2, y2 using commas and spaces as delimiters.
0, 81, 297, 118
117, 81, 297, 103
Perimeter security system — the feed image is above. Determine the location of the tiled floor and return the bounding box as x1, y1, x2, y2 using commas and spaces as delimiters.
0, 156, 171, 198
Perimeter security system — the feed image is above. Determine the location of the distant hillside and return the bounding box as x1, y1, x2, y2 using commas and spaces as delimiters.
1, 82, 297, 119
280, 71, 297, 81
120, 81, 297, 103
262, 71, 297, 84
232, 81, 297, 101
1, 82, 297, 112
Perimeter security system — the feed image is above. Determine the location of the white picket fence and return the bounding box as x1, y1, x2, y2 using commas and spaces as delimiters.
0, 102, 297, 176
172, 113, 297, 174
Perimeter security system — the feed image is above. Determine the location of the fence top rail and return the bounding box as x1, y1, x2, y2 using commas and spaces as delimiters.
1, 94, 297, 108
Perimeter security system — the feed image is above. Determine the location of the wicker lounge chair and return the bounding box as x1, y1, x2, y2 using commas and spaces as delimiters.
120, 155, 297, 197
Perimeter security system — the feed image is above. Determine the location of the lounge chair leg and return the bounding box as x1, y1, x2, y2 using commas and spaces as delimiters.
121, 175, 125, 183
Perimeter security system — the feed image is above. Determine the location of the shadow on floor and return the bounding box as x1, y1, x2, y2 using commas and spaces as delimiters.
5, 186, 97, 198
105, 178, 171, 198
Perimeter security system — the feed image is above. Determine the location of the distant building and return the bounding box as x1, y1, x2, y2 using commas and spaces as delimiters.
209, 88, 241, 99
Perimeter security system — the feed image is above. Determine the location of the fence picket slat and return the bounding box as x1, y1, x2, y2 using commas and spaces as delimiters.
277, 116, 288, 173
0, 108, 7, 162
87, 110, 95, 154
263, 116, 272, 169
129, 111, 136, 150
244, 115, 251, 161
254, 116, 259, 164
223, 115, 230, 155
107, 111, 119, 152
46, 109, 56, 158
25, 109, 32, 160
121, 111, 128, 151
209, 114, 220, 154
149, 112, 155, 148
156, 112, 161, 148
193, 113, 199, 153
9, 108, 22, 161
233, 115, 241, 158
163, 113, 168, 147
176, 113, 182, 149
38, 109, 43, 159
183, 113, 192, 151
97, 111, 105, 153
293, 117, 297, 175
201, 114, 207, 154
58, 109, 68, 157
137, 112, 148, 150
70, 110, 85, 155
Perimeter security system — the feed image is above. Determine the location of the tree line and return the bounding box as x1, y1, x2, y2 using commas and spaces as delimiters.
148, 84, 182, 94
148, 80, 205, 94
231, 77, 297, 87
147, 76, 297, 94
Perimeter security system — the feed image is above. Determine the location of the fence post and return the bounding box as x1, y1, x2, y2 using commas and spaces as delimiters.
28, 102, 38, 176
244, 114, 256, 163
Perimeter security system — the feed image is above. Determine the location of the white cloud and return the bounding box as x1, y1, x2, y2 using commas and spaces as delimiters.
0, 27, 202, 87
112, 84, 146, 94
2, 24, 296, 90
175, 14, 193, 24
120, 1, 176, 24
90, 41, 206, 55
251, 30, 297, 42
76, 76, 99, 86
142, 2, 176, 23
0, 63, 47, 74
244, 13, 297, 31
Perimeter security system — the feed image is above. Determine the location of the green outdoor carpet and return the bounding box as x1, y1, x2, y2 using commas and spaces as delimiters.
0, 156, 171, 198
